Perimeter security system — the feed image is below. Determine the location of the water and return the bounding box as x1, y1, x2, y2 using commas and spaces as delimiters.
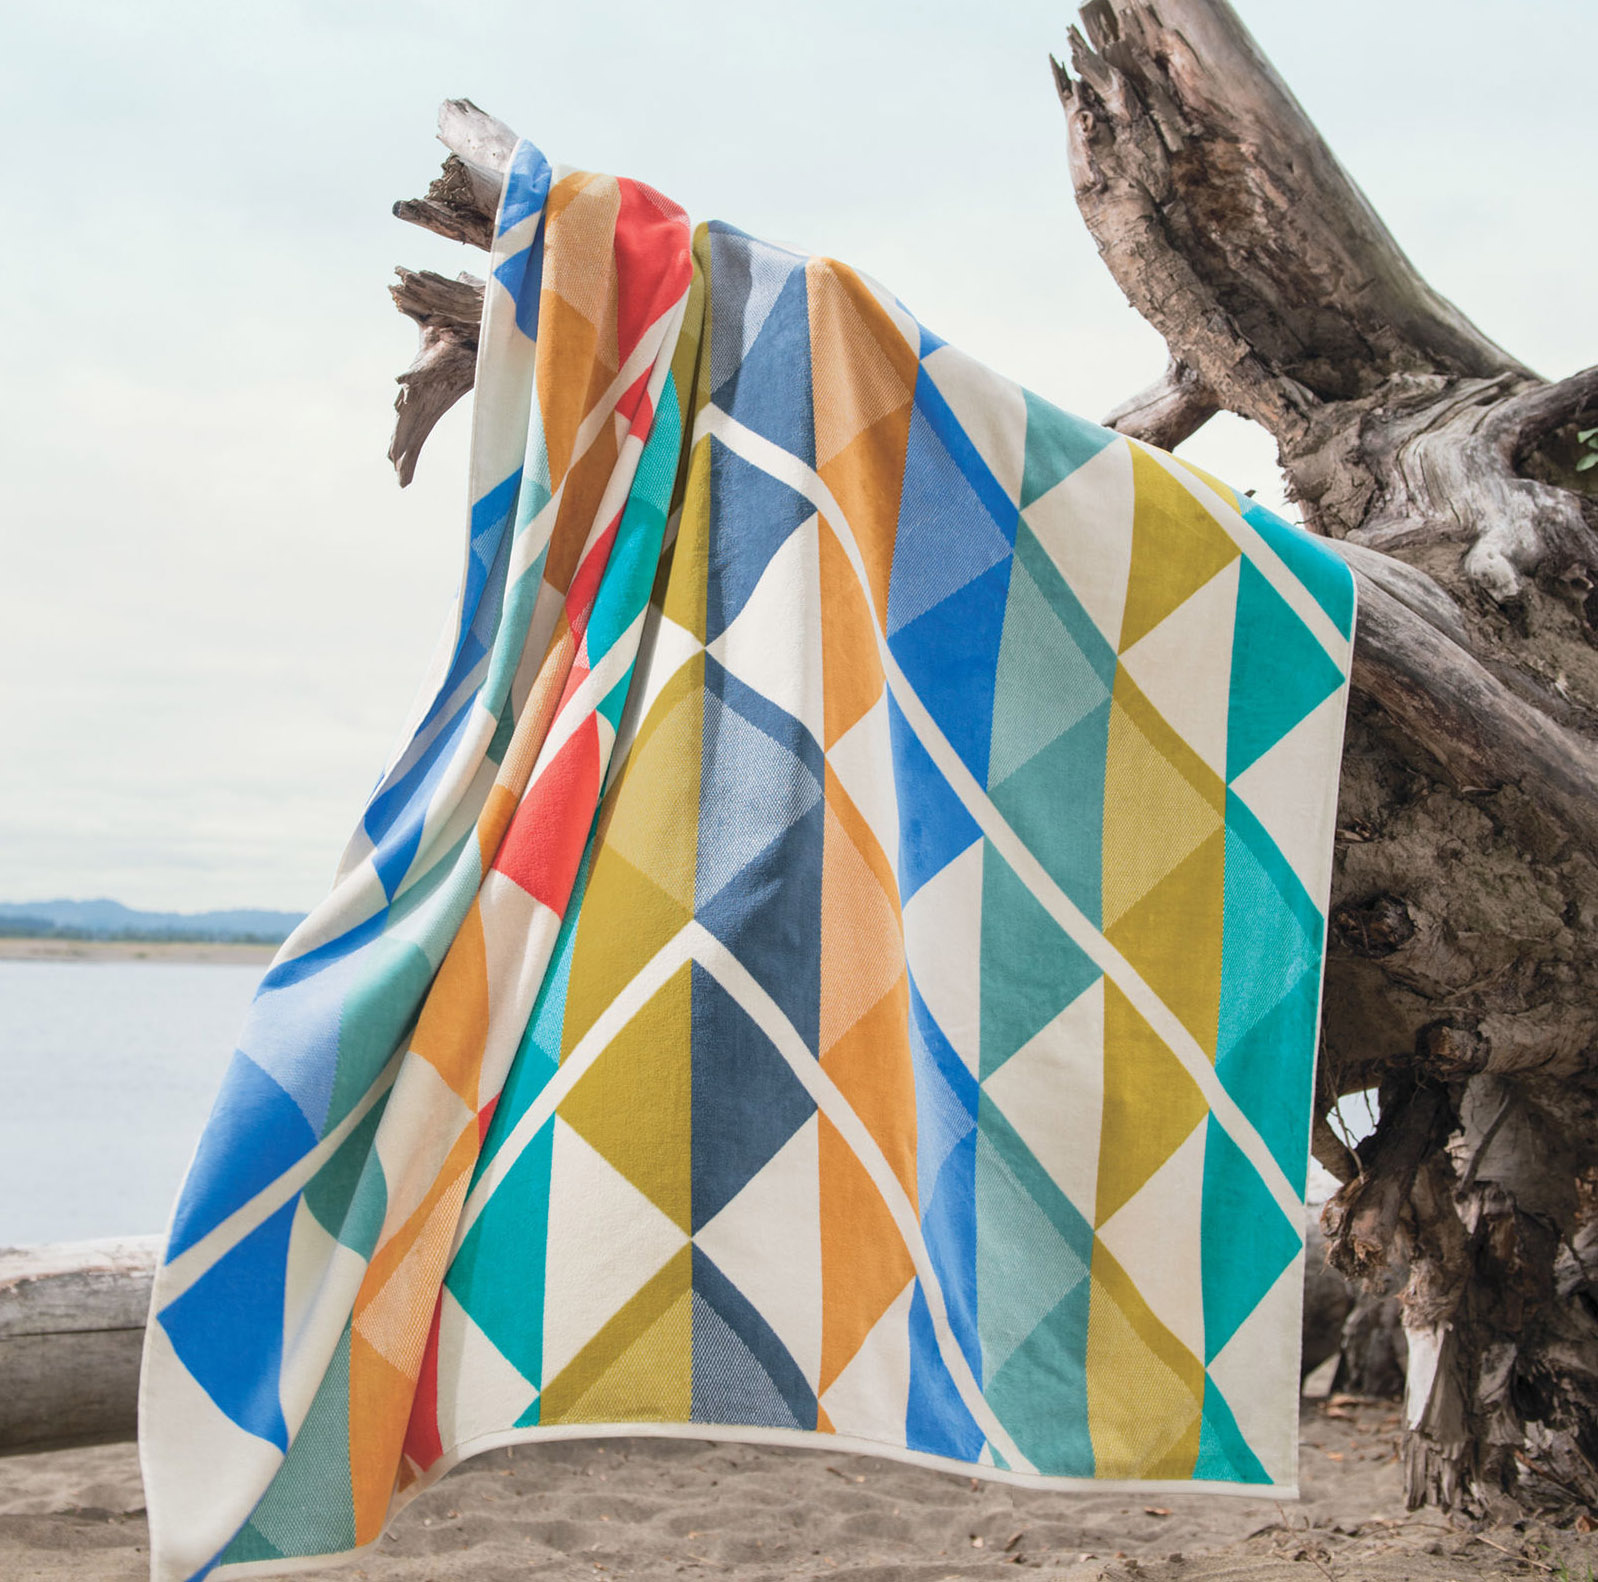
0, 959, 261, 1244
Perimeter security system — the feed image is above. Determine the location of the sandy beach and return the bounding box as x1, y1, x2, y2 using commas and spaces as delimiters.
0, 939, 277, 966
1, 1400, 1590, 1580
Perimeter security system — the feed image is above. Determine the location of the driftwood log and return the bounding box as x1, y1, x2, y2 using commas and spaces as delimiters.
0, 1239, 157, 1455
379, 23, 1598, 1516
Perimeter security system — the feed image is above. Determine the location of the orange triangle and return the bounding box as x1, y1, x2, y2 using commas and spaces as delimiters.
818, 405, 912, 635
818, 516, 886, 749
818, 1115, 915, 1395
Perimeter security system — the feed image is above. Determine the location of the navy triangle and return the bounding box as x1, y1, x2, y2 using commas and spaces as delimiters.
704, 436, 814, 644
710, 266, 815, 468
690, 963, 817, 1231
691, 1246, 817, 1428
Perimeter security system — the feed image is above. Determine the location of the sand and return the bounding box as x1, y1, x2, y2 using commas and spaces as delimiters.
0, 939, 277, 966
1, 1400, 1591, 1580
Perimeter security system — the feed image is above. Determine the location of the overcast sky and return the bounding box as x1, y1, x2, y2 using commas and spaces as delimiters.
2, 0, 1592, 914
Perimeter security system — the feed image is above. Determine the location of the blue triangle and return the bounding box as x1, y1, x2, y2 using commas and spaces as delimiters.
888, 385, 1016, 638
159, 1198, 296, 1450
908, 978, 979, 1210
906, 1279, 986, 1462
890, 556, 1012, 786
710, 265, 814, 467
496, 139, 552, 235
885, 692, 982, 903
923, 1120, 980, 1385
691, 1246, 816, 1429
167, 1053, 317, 1260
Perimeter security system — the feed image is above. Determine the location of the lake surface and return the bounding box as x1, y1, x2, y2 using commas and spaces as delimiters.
0, 959, 261, 1244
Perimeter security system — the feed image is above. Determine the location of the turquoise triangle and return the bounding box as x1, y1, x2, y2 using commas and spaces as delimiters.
1200, 1116, 1301, 1363
446, 1117, 554, 1389
1194, 1373, 1271, 1483
1241, 498, 1355, 640
1226, 559, 1346, 780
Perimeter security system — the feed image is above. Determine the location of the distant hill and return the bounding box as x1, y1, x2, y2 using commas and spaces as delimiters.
0, 899, 304, 944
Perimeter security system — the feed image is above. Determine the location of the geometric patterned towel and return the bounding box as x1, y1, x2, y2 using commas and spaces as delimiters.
138, 140, 1355, 1580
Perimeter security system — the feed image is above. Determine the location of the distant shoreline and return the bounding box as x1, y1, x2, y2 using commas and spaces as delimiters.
0, 937, 277, 965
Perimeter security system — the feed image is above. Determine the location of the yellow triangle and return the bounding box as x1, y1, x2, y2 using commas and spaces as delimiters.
1107, 830, 1227, 1060
1094, 983, 1209, 1228
559, 961, 692, 1233
1086, 1246, 1204, 1479
662, 436, 712, 642
1118, 446, 1239, 653
540, 1246, 692, 1425
1102, 673, 1224, 931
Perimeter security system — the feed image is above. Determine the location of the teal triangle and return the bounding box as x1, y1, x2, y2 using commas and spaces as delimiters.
598, 669, 633, 731
220, 1523, 286, 1565
1241, 498, 1355, 640
975, 1123, 1091, 1385
978, 841, 1100, 1079
302, 1094, 389, 1258
991, 699, 1110, 930
1194, 1374, 1271, 1483
1227, 558, 1346, 780
1200, 1116, 1302, 1363
230, 1325, 359, 1560
446, 1116, 554, 1389
1217, 966, 1319, 1198
988, 526, 1114, 789
977, 1094, 1096, 1257
985, 1280, 1095, 1476
1020, 388, 1117, 510
327, 939, 435, 1132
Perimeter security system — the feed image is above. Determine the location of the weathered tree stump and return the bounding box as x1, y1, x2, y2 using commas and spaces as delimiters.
1048, 0, 1598, 1517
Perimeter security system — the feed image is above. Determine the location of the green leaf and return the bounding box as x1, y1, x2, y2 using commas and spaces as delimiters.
1578, 454, 1598, 472
1578, 428, 1598, 444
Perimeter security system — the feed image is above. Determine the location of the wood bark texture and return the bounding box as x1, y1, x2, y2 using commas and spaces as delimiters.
1054, 0, 1598, 1517
384, 59, 1598, 1515
0, 1239, 158, 1455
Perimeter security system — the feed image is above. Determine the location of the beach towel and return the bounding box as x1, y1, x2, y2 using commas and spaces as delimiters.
139, 140, 1356, 1580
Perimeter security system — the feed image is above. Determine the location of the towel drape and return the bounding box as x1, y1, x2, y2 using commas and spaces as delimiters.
139, 140, 1355, 1580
